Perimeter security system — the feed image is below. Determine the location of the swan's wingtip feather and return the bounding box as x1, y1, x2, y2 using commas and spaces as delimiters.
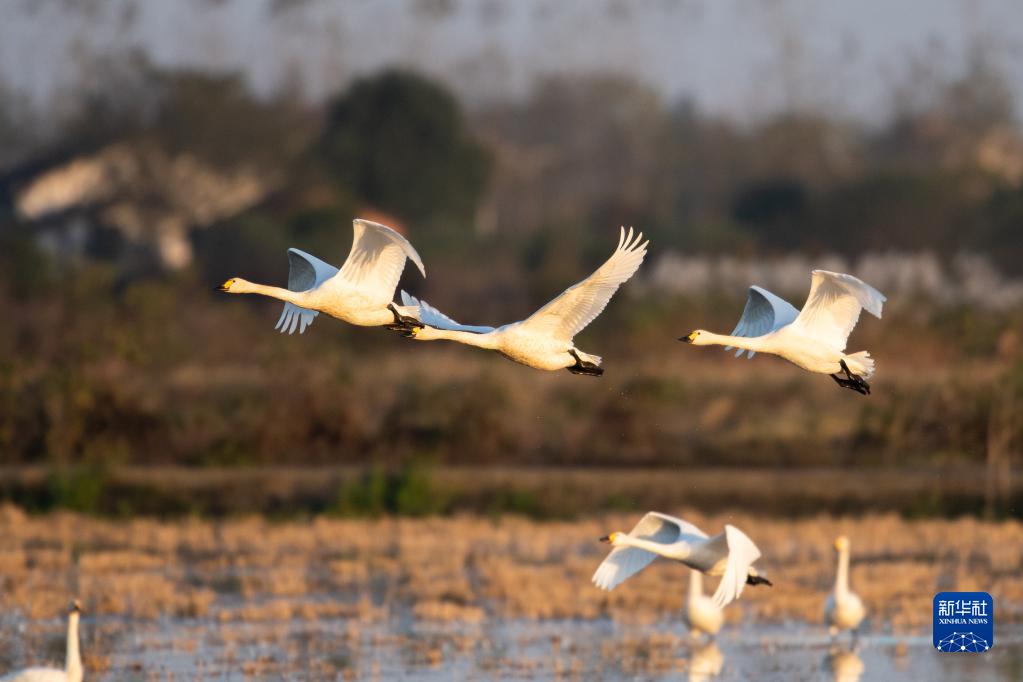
411, 255, 427, 278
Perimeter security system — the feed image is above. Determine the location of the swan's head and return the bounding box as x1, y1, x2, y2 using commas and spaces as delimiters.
834, 535, 850, 552
69, 599, 83, 615
217, 278, 239, 293
599, 532, 624, 546
680, 330, 710, 345
218, 278, 255, 293
402, 324, 431, 340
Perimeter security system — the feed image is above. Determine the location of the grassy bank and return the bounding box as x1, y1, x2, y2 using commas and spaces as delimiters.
1, 465, 1019, 519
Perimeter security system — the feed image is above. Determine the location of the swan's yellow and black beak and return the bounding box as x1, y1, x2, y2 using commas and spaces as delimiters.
217, 278, 235, 293
679, 331, 696, 344
599, 532, 617, 544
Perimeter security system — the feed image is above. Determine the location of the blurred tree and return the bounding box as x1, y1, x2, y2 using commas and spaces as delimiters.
0, 80, 35, 173
810, 172, 972, 256
320, 70, 491, 226
476, 75, 665, 236
146, 69, 310, 171
731, 178, 809, 251
57, 52, 310, 172
981, 185, 1023, 276
0, 225, 54, 299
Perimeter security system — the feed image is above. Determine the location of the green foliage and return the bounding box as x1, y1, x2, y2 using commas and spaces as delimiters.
320, 70, 491, 225
731, 178, 809, 249
0, 228, 54, 299
45, 464, 110, 514
331, 461, 448, 517
982, 184, 1023, 276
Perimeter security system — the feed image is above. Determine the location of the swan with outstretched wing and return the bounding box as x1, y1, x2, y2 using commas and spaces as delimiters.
593, 512, 771, 610
682, 270, 886, 394
218, 218, 425, 333
396, 227, 648, 375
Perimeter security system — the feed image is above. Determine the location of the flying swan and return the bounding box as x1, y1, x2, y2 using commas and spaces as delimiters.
395, 227, 648, 375
825, 535, 866, 639
0, 600, 82, 682
592, 512, 771, 609
218, 218, 425, 333
681, 270, 886, 394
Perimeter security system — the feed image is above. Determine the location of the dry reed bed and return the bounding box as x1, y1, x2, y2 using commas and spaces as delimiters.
1, 505, 1020, 631
2, 506, 1021, 678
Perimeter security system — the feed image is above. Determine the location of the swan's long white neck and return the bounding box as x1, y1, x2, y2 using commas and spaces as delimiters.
414, 327, 500, 349
66, 611, 82, 682
231, 279, 312, 307
616, 534, 687, 560
688, 570, 704, 599
835, 546, 850, 596
699, 331, 772, 352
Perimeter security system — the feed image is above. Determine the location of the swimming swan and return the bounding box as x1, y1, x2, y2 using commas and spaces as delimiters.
218, 218, 425, 333
824, 535, 866, 639
684, 570, 724, 638
592, 512, 771, 608
396, 227, 648, 375
681, 270, 886, 394
1, 600, 82, 682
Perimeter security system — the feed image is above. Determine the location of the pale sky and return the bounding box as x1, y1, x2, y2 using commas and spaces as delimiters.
2, 0, 1022, 124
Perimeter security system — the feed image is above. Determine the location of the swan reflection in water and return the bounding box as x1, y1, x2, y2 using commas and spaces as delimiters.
823, 644, 865, 682
687, 640, 724, 682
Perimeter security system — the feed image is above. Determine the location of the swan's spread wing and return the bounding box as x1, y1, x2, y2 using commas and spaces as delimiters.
336, 219, 426, 305
399, 291, 496, 334
591, 511, 687, 591
275, 248, 339, 335
789, 270, 886, 351
726, 286, 800, 359
641, 511, 708, 540
519, 227, 647, 341
711, 525, 762, 609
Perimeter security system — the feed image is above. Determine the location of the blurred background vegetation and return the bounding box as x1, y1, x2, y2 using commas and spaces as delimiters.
1, 0, 1022, 519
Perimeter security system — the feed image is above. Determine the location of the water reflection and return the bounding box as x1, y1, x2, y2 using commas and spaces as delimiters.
823, 645, 864, 682
688, 640, 724, 681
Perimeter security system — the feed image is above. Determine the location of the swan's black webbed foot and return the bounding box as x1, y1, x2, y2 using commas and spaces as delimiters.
830, 360, 870, 395
567, 350, 604, 377
385, 303, 423, 335
746, 574, 773, 587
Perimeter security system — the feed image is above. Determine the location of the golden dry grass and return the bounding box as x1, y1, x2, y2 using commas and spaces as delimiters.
0, 505, 1020, 678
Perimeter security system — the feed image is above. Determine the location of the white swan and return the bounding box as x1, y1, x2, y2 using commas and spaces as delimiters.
396, 227, 648, 375
681, 270, 886, 394
218, 218, 425, 333
824, 536, 866, 638
684, 570, 724, 638
1, 600, 82, 682
592, 512, 771, 608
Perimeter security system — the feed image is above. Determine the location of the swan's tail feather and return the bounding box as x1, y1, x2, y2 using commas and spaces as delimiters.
575, 350, 603, 366
844, 351, 875, 379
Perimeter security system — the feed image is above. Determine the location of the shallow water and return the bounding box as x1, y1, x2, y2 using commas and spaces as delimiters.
2, 512, 1021, 680
8, 611, 1020, 680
